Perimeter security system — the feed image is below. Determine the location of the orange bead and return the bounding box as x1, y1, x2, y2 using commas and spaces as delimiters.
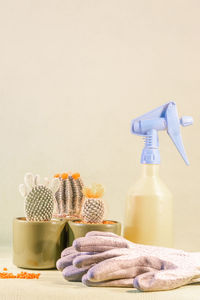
0, 270, 40, 279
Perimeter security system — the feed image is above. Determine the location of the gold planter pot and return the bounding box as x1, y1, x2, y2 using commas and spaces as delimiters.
68, 220, 121, 246
13, 217, 68, 269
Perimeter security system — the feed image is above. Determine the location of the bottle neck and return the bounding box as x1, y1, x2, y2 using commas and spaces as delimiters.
142, 164, 160, 177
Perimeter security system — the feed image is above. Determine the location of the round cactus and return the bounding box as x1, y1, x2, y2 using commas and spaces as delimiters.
81, 184, 105, 223
19, 173, 60, 222
25, 186, 54, 221
81, 198, 105, 223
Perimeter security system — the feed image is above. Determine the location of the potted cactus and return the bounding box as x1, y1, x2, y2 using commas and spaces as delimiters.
53, 172, 84, 219
68, 183, 121, 245
13, 173, 67, 269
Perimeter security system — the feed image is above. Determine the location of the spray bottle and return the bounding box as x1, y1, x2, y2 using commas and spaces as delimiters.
123, 102, 193, 247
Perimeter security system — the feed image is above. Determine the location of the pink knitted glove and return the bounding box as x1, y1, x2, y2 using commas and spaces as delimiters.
56, 246, 95, 281
72, 232, 200, 291
73, 231, 186, 257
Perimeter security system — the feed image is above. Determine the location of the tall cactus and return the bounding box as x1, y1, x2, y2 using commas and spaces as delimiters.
53, 173, 84, 218
19, 173, 60, 221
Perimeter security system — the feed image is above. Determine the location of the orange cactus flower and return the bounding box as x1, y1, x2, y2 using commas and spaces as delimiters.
72, 173, 80, 180
54, 174, 60, 178
61, 173, 68, 180
82, 184, 104, 198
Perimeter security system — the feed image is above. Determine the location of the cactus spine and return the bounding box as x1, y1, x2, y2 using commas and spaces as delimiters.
53, 173, 84, 218
81, 184, 105, 223
19, 173, 60, 221
25, 186, 53, 221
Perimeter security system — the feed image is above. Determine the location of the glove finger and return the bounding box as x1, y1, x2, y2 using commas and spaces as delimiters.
74, 248, 161, 269
82, 274, 133, 287
57, 253, 82, 270
73, 236, 128, 252
85, 231, 122, 238
62, 265, 90, 282
74, 248, 131, 268
88, 265, 155, 282
57, 251, 97, 270
61, 246, 77, 257
87, 255, 158, 282
134, 268, 200, 291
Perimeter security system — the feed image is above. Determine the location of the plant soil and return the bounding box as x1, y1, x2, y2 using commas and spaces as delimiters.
74, 220, 116, 225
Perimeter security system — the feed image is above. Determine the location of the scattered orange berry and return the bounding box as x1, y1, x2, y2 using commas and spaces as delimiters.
3, 268, 7, 271
0, 270, 40, 279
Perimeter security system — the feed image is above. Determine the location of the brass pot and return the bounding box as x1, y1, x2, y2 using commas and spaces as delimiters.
68, 220, 121, 246
13, 217, 68, 269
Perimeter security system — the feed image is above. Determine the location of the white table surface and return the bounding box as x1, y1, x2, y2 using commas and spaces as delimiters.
0, 247, 200, 300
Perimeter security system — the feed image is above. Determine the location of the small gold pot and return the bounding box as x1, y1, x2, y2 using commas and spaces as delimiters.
68, 220, 121, 246
13, 217, 68, 269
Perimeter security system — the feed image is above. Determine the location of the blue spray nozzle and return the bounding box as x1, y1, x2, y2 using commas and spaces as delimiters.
131, 102, 193, 165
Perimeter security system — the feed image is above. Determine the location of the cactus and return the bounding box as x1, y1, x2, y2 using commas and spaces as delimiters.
81, 183, 105, 223
53, 173, 84, 218
19, 173, 60, 221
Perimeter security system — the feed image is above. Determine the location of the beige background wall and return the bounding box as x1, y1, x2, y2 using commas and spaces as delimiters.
0, 0, 199, 250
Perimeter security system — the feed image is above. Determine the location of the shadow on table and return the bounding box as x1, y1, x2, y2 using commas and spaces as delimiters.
126, 282, 200, 294
126, 289, 142, 293
189, 282, 200, 286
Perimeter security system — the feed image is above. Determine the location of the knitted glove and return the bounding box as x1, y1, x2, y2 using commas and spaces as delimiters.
81, 250, 200, 291
73, 247, 169, 288
56, 232, 130, 283
73, 231, 185, 257
56, 246, 90, 281
56, 246, 97, 281
58, 231, 169, 286
74, 248, 153, 287
72, 232, 200, 291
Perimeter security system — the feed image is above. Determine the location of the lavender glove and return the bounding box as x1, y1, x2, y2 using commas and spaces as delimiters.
73, 232, 200, 291
73, 231, 186, 257
81, 250, 200, 291
56, 246, 93, 281
74, 248, 156, 288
